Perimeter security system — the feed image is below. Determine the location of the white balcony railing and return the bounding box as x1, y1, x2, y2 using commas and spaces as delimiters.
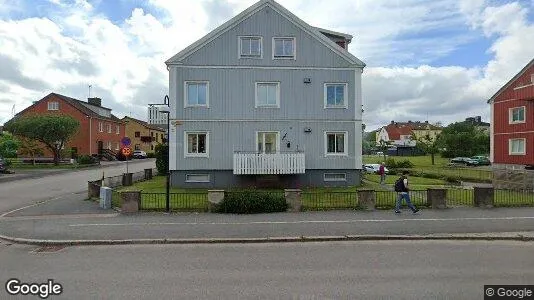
233, 152, 305, 175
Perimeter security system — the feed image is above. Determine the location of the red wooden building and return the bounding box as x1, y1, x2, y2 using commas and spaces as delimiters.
14, 93, 125, 159
490, 58, 534, 168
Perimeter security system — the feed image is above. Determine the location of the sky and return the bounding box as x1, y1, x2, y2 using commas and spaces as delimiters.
0, 0, 533, 131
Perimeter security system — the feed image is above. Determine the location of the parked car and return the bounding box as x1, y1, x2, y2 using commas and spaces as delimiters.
466, 156, 491, 166
364, 164, 389, 174
132, 150, 148, 159
449, 157, 472, 165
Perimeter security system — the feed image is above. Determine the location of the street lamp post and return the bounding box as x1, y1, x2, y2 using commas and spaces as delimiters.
160, 96, 171, 212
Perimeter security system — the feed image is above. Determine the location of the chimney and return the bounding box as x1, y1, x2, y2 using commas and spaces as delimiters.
391, 120, 395, 124
88, 97, 102, 107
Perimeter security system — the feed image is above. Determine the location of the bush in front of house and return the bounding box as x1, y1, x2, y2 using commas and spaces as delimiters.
147, 152, 156, 158
77, 155, 97, 165
215, 190, 288, 214
155, 144, 168, 175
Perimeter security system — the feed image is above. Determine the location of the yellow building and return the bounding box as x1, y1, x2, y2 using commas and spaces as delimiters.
121, 116, 166, 153
410, 122, 442, 141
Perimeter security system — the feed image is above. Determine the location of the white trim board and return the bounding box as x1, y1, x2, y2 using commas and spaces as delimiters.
174, 119, 362, 123
170, 65, 361, 71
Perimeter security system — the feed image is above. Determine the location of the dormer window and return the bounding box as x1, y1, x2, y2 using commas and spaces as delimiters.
47, 101, 59, 110
273, 37, 295, 59
239, 36, 262, 58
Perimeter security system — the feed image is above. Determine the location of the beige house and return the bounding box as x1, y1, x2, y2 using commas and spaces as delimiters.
376, 121, 442, 145
122, 116, 166, 153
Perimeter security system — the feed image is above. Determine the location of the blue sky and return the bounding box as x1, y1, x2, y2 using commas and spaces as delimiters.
0, 0, 533, 129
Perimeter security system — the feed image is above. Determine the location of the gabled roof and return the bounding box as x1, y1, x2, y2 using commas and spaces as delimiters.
383, 124, 413, 140
165, 0, 365, 67
16, 93, 122, 123
488, 58, 534, 104
122, 116, 166, 132
314, 27, 353, 41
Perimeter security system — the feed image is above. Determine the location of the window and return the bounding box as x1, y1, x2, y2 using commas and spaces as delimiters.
509, 107, 525, 123
98, 122, 103, 132
135, 131, 140, 138
325, 132, 348, 155
47, 101, 59, 110
324, 173, 347, 182
239, 36, 262, 58
257, 132, 279, 153
151, 144, 154, 151
106, 141, 112, 150
185, 132, 209, 157
324, 83, 347, 108
509, 139, 526, 155
151, 132, 154, 137
185, 81, 209, 107
531, 74, 534, 84
255, 82, 280, 108
107, 124, 112, 133
115, 142, 120, 151
135, 144, 140, 150
116, 125, 120, 135
185, 174, 210, 183
273, 37, 295, 59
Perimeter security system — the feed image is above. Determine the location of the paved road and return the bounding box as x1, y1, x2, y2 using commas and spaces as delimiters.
2, 208, 534, 242
0, 159, 156, 214
1, 240, 532, 299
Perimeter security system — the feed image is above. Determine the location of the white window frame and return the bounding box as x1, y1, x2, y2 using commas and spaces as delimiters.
255, 131, 280, 153
272, 37, 296, 60
98, 122, 103, 132
531, 74, 534, 84
185, 174, 211, 183
107, 123, 112, 133
116, 125, 120, 135
324, 173, 347, 182
255, 82, 280, 108
324, 131, 348, 156
238, 36, 263, 59
184, 131, 210, 158
106, 141, 112, 150
47, 101, 59, 111
184, 81, 209, 108
115, 142, 120, 151
509, 106, 526, 124
324, 83, 348, 109
509, 138, 526, 155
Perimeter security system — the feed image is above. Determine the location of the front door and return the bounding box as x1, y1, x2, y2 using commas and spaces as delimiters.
257, 132, 279, 154
97, 141, 103, 154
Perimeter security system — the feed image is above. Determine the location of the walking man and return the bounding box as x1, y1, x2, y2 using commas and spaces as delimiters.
378, 162, 386, 185
394, 171, 419, 214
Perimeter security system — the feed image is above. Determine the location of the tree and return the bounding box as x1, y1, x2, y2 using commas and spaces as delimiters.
411, 133, 441, 165
440, 122, 490, 158
362, 130, 377, 154
155, 143, 168, 175
377, 139, 392, 162
5, 114, 79, 165
0, 132, 20, 158
18, 136, 43, 165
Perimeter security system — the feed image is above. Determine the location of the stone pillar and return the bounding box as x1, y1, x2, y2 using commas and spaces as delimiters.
99, 187, 112, 209
285, 189, 302, 212
122, 173, 133, 186
474, 187, 494, 208
144, 168, 153, 180
208, 190, 225, 212
87, 180, 101, 199
120, 191, 140, 213
427, 188, 447, 209
357, 189, 376, 210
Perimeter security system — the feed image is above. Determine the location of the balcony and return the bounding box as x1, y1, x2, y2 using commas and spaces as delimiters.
233, 152, 305, 175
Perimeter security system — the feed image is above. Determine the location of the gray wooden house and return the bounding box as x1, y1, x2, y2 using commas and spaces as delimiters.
165, 0, 365, 188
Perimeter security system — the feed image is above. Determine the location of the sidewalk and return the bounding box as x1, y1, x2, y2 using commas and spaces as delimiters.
1, 203, 534, 245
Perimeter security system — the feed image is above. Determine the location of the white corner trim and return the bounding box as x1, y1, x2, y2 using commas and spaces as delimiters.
323, 83, 348, 109
255, 82, 281, 108
184, 81, 210, 108
184, 131, 210, 158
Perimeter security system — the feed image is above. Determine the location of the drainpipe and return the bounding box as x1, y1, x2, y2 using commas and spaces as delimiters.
88, 116, 93, 155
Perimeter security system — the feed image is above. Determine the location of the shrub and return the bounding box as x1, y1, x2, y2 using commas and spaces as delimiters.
385, 158, 397, 168
215, 190, 288, 214
155, 144, 168, 175
77, 155, 97, 165
444, 176, 461, 184
396, 159, 414, 168
147, 152, 156, 158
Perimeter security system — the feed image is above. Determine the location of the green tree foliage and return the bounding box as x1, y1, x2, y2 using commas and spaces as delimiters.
17, 136, 43, 165
0, 132, 20, 158
363, 131, 377, 154
377, 139, 392, 162
411, 133, 441, 165
440, 122, 490, 158
155, 143, 168, 175
5, 114, 79, 165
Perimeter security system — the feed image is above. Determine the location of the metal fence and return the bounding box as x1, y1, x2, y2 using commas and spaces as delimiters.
375, 190, 428, 209
301, 192, 357, 211
396, 167, 493, 182
494, 189, 534, 207
139, 192, 209, 212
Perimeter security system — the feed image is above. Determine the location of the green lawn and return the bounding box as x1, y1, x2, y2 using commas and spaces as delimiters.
363, 154, 449, 167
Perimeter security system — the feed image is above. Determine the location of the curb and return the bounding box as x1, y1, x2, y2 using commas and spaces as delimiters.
1, 233, 533, 247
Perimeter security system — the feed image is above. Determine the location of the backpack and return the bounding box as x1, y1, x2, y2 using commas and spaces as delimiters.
394, 177, 405, 192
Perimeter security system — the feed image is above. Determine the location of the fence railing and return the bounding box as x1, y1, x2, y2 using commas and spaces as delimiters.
396, 167, 493, 182
301, 192, 357, 211
375, 190, 429, 209
494, 189, 534, 207
139, 192, 209, 212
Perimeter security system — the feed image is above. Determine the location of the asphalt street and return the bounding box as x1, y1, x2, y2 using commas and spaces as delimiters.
1, 240, 533, 299
0, 159, 156, 214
